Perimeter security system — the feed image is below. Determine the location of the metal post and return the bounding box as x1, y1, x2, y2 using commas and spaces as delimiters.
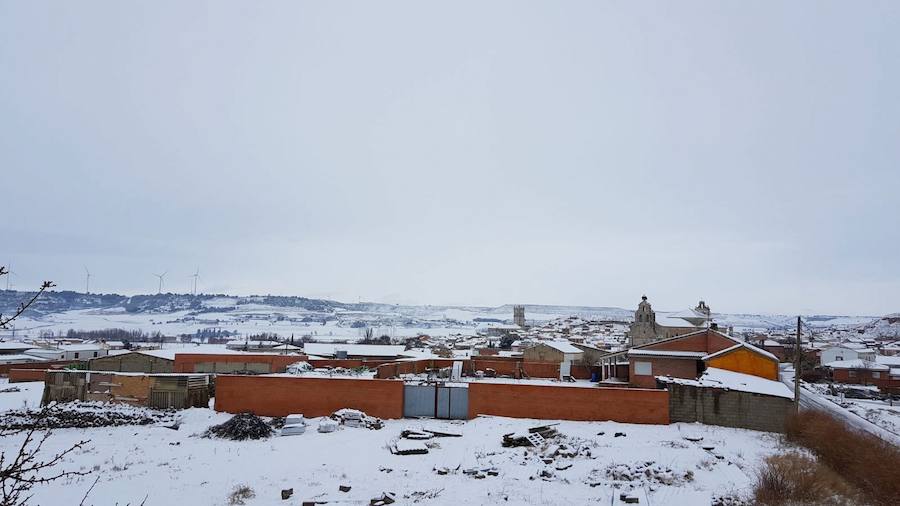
794, 316, 801, 411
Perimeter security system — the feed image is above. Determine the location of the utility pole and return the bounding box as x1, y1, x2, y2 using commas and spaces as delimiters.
794, 316, 802, 412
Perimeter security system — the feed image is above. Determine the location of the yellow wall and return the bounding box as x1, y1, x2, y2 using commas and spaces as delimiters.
707, 348, 778, 380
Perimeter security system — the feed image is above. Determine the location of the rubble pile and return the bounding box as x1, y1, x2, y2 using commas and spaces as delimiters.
0, 402, 171, 430
331, 409, 383, 430
204, 413, 274, 440
501, 423, 559, 447
588, 461, 695, 489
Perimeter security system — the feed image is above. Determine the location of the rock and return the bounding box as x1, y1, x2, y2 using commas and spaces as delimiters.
370, 492, 396, 505
281, 488, 293, 500
339, 485, 351, 492
614, 432, 626, 437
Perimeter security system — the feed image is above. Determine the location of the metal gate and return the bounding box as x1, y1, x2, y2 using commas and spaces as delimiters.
403, 385, 437, 417
403, 384, 468, 420
436, 386, 468, 419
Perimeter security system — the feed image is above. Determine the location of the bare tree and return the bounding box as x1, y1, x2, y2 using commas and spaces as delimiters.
0, 266, 54, 330
0, 409, 90, 506
1, 268, 91, 506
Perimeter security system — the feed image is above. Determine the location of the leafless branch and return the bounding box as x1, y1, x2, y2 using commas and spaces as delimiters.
0, 276, 55, 329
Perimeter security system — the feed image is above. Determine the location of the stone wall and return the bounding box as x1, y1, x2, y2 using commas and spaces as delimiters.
666, 382, 792, 433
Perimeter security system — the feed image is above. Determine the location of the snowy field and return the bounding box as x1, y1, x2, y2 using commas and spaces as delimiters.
0, 381, 785, 505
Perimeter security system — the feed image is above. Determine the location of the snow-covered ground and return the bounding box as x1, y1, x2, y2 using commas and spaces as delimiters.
0, 381, 784, 505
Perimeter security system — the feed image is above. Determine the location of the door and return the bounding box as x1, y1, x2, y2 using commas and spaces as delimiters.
436, 386, 468, 420
403, 384, 436, 418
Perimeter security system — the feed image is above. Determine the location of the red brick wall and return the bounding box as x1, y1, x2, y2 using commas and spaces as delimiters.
173, 354, 306, 373
374, 359, 572, 380
0, 360, 83, 375
629, 358, 699, 388
468, 383, 669, 424
214, 375, 404, 418
642, 330, 734, 354
7, 369, 50, 383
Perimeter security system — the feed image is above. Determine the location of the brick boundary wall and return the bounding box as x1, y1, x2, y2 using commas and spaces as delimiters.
0, 360, 84, 376
468, 383, 670, 424
214, 375, 404, 418
666, 383, 792, 433
375, 359, 595, 380
7, 369, 50, 383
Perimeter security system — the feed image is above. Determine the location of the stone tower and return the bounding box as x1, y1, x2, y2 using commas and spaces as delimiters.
628, 295, 658, 347
513, 305, 526, 327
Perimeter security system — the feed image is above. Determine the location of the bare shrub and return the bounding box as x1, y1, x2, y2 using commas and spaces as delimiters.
227, 485, 255, 505
784, 410, 900, 506
753, 453, 857, 505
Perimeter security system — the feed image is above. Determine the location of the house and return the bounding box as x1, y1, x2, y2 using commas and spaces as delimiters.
302, 343, 409, 360
602, 328, 779, 389
523, 341, 583, 364
0, 341, 34, 355
626, 296, 713, 347
56, 344, 108, 361
820, 345, 876, 365
0, 354, 46, 366
88, 350, 175, 373
572, 342, 608, 366
759, 340, 786, 361
825, 359, 890, 388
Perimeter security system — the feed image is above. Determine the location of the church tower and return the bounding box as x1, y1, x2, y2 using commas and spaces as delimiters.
628, 295, 658, 346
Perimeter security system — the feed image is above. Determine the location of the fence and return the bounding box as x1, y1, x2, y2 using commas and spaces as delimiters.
374, 358, 595, 380
666, 382, 792, 433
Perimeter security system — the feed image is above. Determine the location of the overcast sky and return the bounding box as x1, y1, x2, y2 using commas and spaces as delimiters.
1, 1, 898, 315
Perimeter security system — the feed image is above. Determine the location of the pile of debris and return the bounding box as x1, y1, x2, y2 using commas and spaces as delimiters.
285, 361, 314, 375
280, 414, 306, 436
501, 423, 559, 447
588, 461, 695, 489
331, 409, 383, 430
0, 402, 171, 430
204, 413, 274, 440
0, 386, 21, 393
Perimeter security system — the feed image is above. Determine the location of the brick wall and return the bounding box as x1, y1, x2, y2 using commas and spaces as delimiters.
630, 358, 699, 388
468, 383, 669, 424
7, 368, 49, 383
667, 383, 792, 433
0, 360, 83, 375
642, 331, 734, 354
214, 375, 404, 418
174, 354, 305, 373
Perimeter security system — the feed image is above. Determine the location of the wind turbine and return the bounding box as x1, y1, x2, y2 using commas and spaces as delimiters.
84, 266, 91, 294
153, 271, 168, 294
189, 267, 200, 296
4, 262, 15, 291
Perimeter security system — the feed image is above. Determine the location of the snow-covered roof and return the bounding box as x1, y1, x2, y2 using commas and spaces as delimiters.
58, 344, 106, 352
538, 341, 583, 354
302, 343, 407, 358
658, 367, 794, 399
875, 355, 900, 366
0, 354, 46, 362
628, 349, 707, 359
762, 340, 783, 347
101, 350, 178, 361
703, 342, 778, 362
0, 341, 33, 351
824, 359, 889, 371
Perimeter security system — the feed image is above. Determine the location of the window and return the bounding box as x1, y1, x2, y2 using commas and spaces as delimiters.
835, 355, 843, 361
74, 352, 79, 359
848, 370, 856, 378
634, 361, 652, 375
872, 372, 880, 379
93, 352, 98, 357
